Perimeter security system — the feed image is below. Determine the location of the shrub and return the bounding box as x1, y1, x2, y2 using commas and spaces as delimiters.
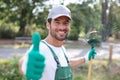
0, 58, 120, 80
67, 26, 79, 40
0, 24, 18, 39
67, 31, 79, 40
0, 57, 25, 80
30, 26, 48, 39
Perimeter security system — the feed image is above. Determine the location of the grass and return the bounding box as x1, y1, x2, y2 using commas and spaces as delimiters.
0, 58, 120, 80
72, 59, 120, 80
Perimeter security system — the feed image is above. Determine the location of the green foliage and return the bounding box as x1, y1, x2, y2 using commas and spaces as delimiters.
112, 4, 120, 36
67, 3, 101, 40
30, 25, 48, 39
0, 0, 46, 36
67, 26, 79, 40
0, 24, 18, 39
0, 0, 120, 40
0, 58, 120, 80
73, 73, 86, 80
0, 58, 25, 80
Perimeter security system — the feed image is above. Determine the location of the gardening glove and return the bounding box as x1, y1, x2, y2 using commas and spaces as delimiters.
84, 48, 96, 62
25, 32, 45, 80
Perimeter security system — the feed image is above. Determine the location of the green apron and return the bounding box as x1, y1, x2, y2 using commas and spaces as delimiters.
42, 41, 72, 80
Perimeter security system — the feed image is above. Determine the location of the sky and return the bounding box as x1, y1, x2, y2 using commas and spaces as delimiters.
33, 0, 120, 15
33, 0, 100, 15
45, 0, 120, 6
45, 0, 100, 6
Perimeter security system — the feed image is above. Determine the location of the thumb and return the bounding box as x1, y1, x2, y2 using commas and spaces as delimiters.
32, 32, 41, 51
26, 32, 45, 79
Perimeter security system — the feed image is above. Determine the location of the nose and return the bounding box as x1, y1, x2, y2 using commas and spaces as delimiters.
59, 23, 68, 30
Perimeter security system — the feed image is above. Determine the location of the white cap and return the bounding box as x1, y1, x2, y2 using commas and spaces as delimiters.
47, 5, 71, 20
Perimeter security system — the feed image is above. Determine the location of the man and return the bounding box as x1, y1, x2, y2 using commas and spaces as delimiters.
18, 5, 96, 80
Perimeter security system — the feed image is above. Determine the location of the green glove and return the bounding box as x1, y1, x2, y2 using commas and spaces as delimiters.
84, 48, 96, 62
25, 32, 45, 80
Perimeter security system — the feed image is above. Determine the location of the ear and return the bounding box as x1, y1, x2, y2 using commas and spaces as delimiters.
46, 21, 50, 29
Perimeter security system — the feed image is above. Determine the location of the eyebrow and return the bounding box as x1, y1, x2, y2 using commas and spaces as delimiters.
54, 18, 59, 21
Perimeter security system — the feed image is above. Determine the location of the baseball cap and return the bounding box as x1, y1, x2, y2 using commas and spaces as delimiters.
47, 5, 71, 20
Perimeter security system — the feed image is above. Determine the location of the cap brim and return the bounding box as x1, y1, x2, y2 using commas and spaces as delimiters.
52, 14, 71, 20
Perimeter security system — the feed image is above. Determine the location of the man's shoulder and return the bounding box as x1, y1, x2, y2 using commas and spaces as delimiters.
40, 41, 48, 49
39, 40, 51, 53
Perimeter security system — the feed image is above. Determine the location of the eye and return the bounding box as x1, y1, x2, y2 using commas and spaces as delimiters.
55, 21, 60, 24
64, 22, 69, 26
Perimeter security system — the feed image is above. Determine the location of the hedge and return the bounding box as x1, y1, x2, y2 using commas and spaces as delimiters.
0, 57, 25, 80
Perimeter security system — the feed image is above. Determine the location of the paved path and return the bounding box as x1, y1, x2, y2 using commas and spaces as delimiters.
0, 42, 120, 60
67, 42, 120, 59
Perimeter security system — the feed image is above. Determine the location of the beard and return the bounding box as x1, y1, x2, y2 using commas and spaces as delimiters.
50, 26, 68, 41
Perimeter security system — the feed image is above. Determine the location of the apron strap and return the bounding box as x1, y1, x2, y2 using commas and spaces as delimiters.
41, 41, 61, 67
41, 41, 70, 67
61, 47, 69, 64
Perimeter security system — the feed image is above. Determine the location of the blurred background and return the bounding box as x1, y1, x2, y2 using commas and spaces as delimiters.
0, 0, 120, 80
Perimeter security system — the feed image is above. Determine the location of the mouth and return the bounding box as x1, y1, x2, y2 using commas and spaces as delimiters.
58, 31, 67, 36
53, 30, 68, 41
59, 31, 66, 34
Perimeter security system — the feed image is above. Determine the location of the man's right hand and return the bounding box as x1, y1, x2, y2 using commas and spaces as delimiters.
84, 48, 96, 62
25, 32, 45, 80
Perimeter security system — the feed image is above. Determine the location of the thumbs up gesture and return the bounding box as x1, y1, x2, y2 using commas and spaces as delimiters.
25, 32, 45, 80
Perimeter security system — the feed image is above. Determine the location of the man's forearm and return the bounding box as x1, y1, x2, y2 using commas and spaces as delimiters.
69, 57, 85, 69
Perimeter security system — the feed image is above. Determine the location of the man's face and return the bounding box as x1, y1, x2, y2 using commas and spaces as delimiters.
48, 16, 71, 41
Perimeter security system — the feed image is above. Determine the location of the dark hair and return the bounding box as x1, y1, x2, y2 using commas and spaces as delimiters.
47, 18, 52, 23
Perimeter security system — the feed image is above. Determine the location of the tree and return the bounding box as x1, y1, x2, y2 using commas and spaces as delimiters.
101, 0, 120, 41
67, 1, 101, 40
67, 4, 83, 40
112, 2, 120, 39
0, 0, 45, 36
101, 0, 108, 41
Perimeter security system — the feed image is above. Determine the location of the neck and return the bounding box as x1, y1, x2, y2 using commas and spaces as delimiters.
44, 36, 64, 47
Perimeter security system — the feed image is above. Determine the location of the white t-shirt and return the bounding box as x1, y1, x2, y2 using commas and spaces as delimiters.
21, 40, 68, 80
